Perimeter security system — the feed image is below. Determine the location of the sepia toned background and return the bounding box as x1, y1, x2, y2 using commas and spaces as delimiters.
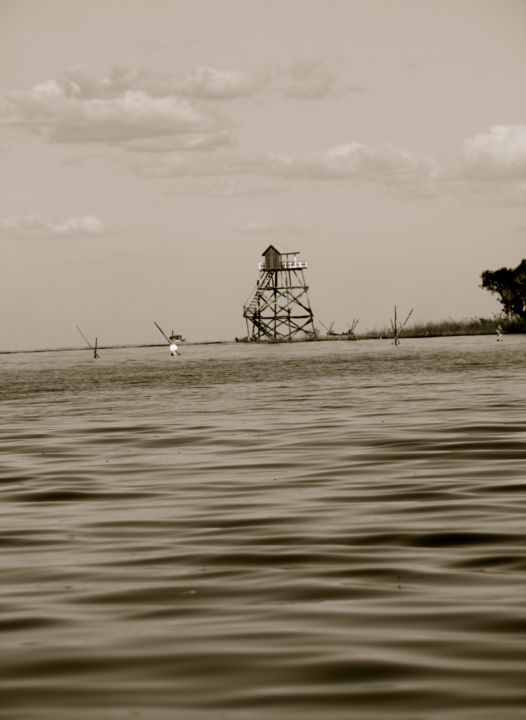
1, 0, 525, 351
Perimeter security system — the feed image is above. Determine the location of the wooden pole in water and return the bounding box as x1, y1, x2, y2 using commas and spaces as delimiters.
153, 321, 172, 344
390, 306, 413, 345
76, 326, 100, 358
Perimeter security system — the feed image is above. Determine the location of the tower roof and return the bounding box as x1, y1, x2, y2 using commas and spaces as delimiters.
261, 243, 298, 257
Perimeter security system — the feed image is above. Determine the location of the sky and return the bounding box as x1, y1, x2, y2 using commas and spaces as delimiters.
1, 0, 525, 351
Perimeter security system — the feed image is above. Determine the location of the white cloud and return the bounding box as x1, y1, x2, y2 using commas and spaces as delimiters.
0, 61, 358, 152
0, 213, 109, 237
0, 65, 240, 147
254, 142, 441, 184
2, 86, 219, 144
434, 125, 526, 204
459, 125, 526, 181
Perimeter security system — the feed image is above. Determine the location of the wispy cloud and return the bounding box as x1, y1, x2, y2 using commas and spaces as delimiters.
235, 220, 305, 234
60, 64, 262, 101
171, 177, 286, 197
253, 142, 441, 183
130, 123, 526, 206
124, 130, 233, 153
133, 140, 440, 187
277, 58, 364, 100
0, 213, 110, 238
175, 66, 264, 99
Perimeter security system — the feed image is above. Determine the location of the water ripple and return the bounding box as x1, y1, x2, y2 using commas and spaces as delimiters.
1, 337, 526, 719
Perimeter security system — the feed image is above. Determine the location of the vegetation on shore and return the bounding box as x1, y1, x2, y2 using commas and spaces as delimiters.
357, 315, 526, 340
358, 258, 526, 341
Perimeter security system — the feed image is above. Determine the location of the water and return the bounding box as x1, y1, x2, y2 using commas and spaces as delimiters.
1, 336, 526, 720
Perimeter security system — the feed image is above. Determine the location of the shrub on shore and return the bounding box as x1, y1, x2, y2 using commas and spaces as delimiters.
358, 316, 526, 339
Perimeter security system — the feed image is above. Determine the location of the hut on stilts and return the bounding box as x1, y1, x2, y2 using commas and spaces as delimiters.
242, 245, 316, 342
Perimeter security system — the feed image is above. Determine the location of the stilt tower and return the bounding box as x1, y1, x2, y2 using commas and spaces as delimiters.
243, 245, 316, 341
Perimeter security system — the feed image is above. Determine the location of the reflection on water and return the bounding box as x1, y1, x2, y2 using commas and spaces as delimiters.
1, 336, 526, 719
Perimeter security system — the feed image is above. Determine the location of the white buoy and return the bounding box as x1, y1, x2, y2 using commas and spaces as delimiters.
170, 343, 178, 356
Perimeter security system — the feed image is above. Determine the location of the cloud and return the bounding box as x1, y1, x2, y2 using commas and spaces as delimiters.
236, 220, 305, 234
170, 177, 286, 197
133, 139, 440, 188
0, 64, 250, 147
278, 58, 363, 100
434, 125, 526, 204
458, 125, 526, 181
253, 142, 441, 184
104, 64, 262, 99
0, 213, 110, 237
60, 64, 262, 101
239, 220, 275, 233
175, 66, 264, 99
124, 129, 233, 153
0, 61, 356, 153
1, 85, 221, 144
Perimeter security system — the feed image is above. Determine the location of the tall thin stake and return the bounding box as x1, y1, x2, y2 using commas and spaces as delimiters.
390, 306, 413, 345
76, 326, 100, 358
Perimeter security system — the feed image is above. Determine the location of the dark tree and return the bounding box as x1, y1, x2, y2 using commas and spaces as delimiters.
481, 259, 526, 319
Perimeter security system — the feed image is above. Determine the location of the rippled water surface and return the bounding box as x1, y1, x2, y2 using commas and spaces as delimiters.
1, 336, 526, 720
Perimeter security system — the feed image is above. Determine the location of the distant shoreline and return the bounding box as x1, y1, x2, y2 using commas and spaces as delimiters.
2, 317, 525, 355
2, 333, 522, 356
0, 341, 228, 355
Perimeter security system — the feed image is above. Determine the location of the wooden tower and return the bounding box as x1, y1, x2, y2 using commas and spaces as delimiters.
243, 245, 316, 341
